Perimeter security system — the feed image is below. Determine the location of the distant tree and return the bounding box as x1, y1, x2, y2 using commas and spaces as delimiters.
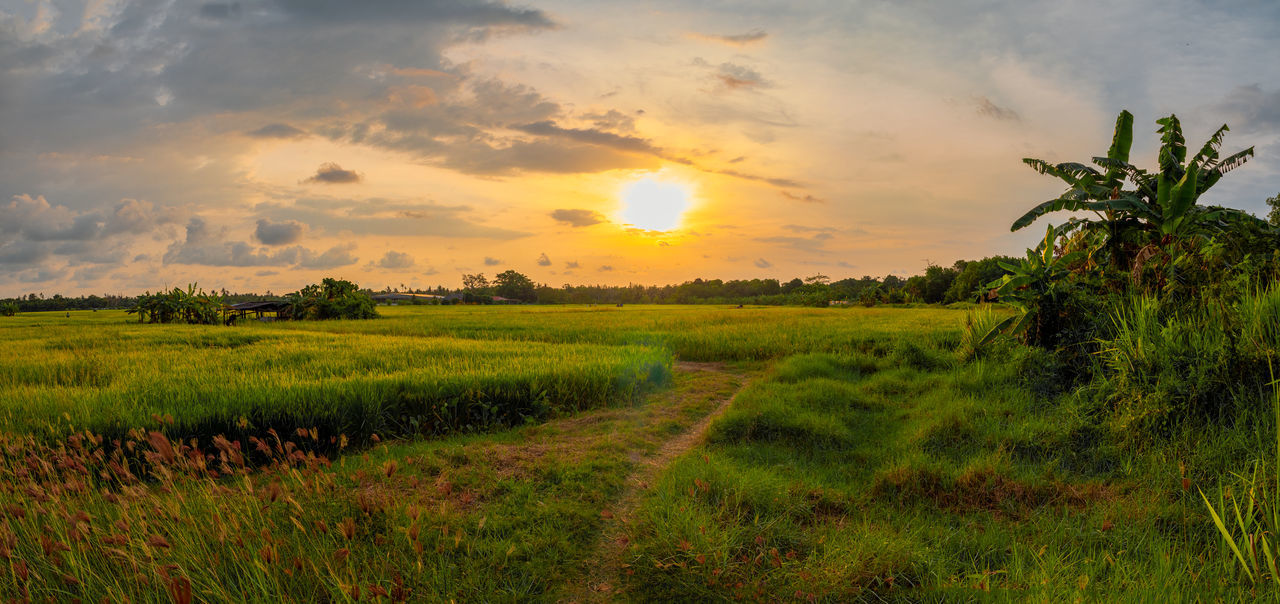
494, 270, 536, 302
781, 278, 804, 294
0, 301, 17, 316
1268, 192, 1280, 227
461, 273, 490, 293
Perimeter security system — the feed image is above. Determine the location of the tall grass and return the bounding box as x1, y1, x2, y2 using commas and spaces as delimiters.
1097, 288, 1279, 431
1202, 358, 1280, 585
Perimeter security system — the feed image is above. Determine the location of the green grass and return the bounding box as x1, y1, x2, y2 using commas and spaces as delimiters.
0, 303, 1269, 600
622, 343, 1269, 601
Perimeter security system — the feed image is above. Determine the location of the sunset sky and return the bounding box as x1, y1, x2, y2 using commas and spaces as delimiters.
2, 0, 1279, 296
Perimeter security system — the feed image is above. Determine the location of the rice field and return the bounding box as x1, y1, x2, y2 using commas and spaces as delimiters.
0, 309, 676, 444
0, 303, 1260, 601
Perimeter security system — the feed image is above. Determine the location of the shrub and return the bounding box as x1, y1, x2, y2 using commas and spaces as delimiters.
0, 301, 16, 317
288, 278, 378, 320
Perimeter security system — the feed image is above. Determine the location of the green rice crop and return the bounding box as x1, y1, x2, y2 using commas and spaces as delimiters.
0, 313, 670, 444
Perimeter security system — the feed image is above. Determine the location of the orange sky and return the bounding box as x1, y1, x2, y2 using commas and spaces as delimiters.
2, 0, 1279, 295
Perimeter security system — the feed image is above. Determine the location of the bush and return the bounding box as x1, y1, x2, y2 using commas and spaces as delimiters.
130, 284, 222, 324
288, 278, 378, 320
0, 301, 16, 317
1097, 289, 1278, 431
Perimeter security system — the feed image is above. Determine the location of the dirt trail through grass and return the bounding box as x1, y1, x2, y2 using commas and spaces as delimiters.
565, 361, 751, 602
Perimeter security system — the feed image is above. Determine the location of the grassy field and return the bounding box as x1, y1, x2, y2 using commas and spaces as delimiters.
0, 304, 1267, 601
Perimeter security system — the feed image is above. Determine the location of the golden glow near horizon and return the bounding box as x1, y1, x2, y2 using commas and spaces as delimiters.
619, 177, 693, 232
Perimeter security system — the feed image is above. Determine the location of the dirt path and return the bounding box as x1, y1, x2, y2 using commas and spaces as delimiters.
565, 361, 751, 602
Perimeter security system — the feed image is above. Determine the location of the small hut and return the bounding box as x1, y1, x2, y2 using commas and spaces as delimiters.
223, 301, 292, 324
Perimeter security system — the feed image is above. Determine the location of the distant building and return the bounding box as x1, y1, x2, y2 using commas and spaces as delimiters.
371, 293, 443, 305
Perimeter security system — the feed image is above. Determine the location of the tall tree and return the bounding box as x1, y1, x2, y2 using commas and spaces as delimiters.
493, 270, 536, 302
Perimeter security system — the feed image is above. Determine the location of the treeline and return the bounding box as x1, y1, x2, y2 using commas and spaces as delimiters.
0, 256, 1020, 313
0, 290, 287, 313
520, 256, 1016, 306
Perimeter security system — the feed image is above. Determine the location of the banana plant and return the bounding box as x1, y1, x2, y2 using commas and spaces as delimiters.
986, 223, 1085, 347
1012, 110, 1254, 260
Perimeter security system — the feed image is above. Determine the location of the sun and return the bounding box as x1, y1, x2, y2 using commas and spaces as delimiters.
619, 176, 692, 232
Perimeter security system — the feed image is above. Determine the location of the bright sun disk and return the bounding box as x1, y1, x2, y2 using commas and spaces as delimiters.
619, 177, 691, 232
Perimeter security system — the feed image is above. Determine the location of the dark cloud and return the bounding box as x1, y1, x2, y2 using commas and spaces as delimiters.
536, 252, 551, 266
377, 250, 415, 269
199, 3, 242, 20
254, 219, 304, 245
754, 258, 772, 268
564, 261, 580, 269
515, 121, 663, 155
247, 123, 309, 139
1215, 85, 1280, 132
550, 208, 606, 227
693, 29, 768, 46
974, 97, 1020, 121
268, 0, 555, 30
0, 240, 51, 266
484, 256, 501, 266
303, 162, 363, 184
163, 218, 301, 267
598, 265, 614, 271
0, 195, 179, 269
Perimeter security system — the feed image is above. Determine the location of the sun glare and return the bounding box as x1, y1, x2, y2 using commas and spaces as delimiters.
620, 177, 692, 232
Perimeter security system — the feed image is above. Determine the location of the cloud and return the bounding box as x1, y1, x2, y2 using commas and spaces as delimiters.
268, 0, 556, 30
163, 218, 300, 267
254, 219, 303, 245
515, 121, 663, 155
974, 97, 1020, 121
163, 217, 358, 269
714, 63, 771, 90
0, 195, 180, 269
199, 3, 243, 20
246, 123, 309, 139
598, 265, 614, 271
783, 224, 839, 234
484, 256, 501, 266
1214, 85, 1280, 133
297, 243, 359, 270
302, 162, 363, 184
692, 29, 768, 46
536, 252, 551, 266
564, 261, 580, 269
550, 208, 606, 227
376, 250, 415, 269
253, 198, 528, 240
780, 191, 824, 203
754, 258, 772, 268
756, 235, 830, 253
583, 109, 637, 133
